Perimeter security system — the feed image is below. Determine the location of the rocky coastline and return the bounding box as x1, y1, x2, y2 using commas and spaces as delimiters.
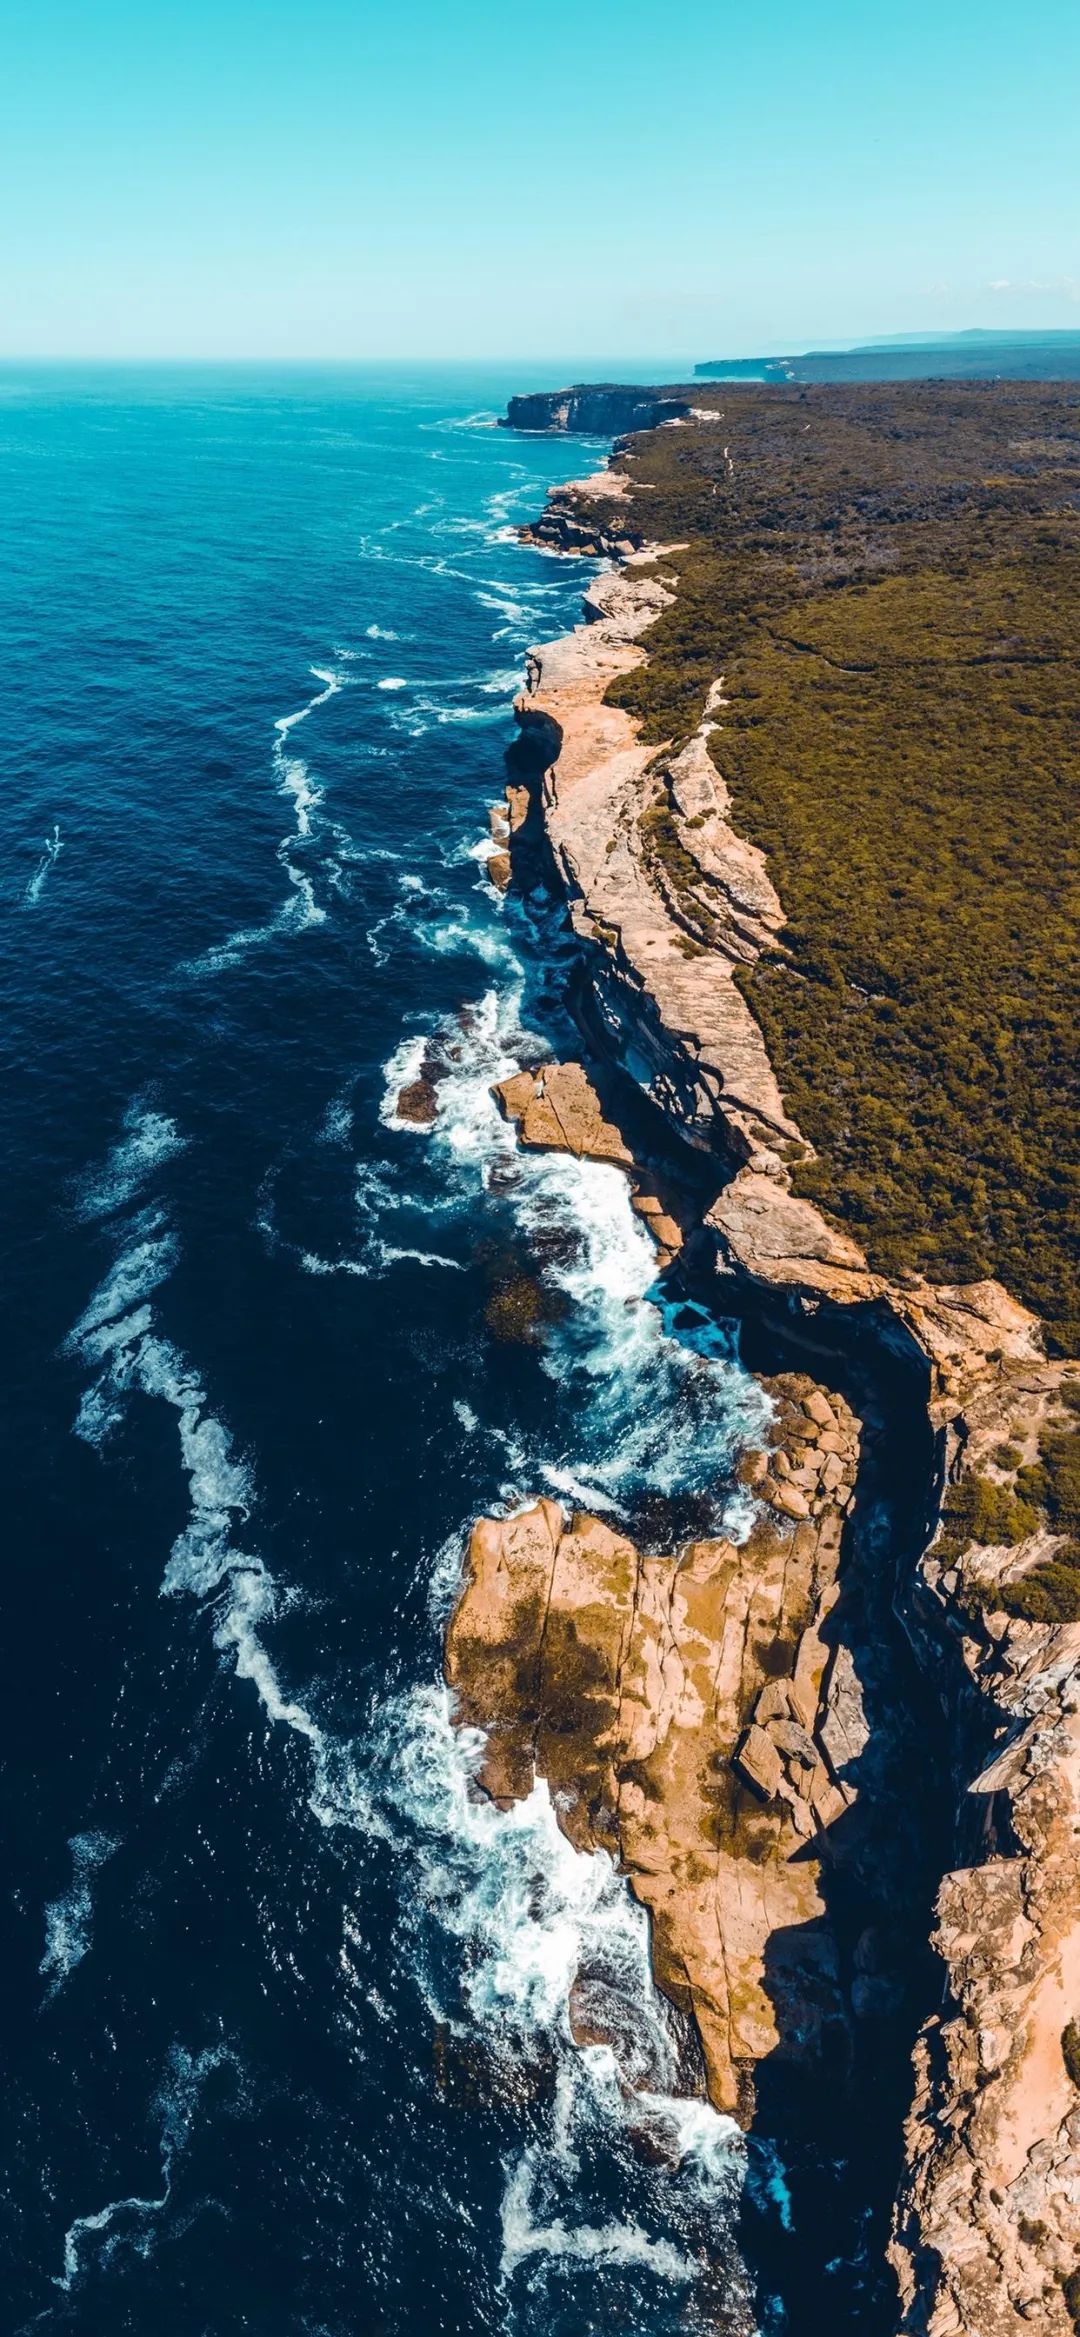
441, 408, 1080, 2334
499, 383, 694, 438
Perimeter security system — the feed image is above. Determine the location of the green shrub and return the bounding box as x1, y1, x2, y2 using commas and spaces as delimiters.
639, 789, 717, 941
943, 1472, 1040, 1547
1017, 1421, 1080, 1532
999, 1555, 1080, 1624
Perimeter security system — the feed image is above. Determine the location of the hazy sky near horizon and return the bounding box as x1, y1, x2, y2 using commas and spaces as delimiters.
2, 0, 1078, 360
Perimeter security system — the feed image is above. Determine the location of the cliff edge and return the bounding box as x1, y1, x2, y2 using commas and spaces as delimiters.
449, 392, 1080, 2335
499, 383, 693, 436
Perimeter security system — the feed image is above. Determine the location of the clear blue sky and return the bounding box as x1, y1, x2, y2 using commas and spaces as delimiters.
2, 0, 1078, 360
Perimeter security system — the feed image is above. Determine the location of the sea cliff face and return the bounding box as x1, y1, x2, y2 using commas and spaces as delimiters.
500, 384, 693, 436
446, 406, 1080, 2334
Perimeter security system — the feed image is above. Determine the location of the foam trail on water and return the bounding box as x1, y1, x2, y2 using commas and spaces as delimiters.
184, 665, 350, 977
76, 1103, 187, 1222
54, 2044, 235, 2292
39, 1831, 119, 1999
66, 1211, 180, 1371
66, 1184, 324, 1758
272, 664, 342, 740
500, 2149, 694, 2286
24, 822, 63, 906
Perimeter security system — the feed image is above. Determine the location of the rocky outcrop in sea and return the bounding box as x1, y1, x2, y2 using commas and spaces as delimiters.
499, 384, 693, 437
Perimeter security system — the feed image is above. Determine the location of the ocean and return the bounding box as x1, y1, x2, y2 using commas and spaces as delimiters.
1, 364, 772, 2335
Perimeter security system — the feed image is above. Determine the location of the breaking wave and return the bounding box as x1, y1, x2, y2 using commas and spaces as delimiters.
350, 1680, 760, 2333
377, 974, 767, 1515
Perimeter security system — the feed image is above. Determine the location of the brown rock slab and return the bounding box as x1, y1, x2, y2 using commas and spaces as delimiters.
396, 1077, 439, 1125
493, 1060, 634, 1171
446, 1372, 864, 2124
736, 1724, 784, 1801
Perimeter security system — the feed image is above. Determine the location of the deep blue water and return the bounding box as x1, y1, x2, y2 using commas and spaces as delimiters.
0, 365, 767, 2336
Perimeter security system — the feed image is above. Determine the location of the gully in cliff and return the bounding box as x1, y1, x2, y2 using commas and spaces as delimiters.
437, 389, 1080, 2337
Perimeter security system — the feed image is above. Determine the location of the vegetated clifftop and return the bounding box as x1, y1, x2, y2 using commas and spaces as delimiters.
445, 385, 1080, 2336
563, 378, 1080, 1355
499, 383, 693, 436
694, 331, 1080, 383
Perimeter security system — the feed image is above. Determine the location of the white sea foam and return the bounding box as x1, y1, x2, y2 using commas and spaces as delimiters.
319, 1096, 353, 1146
500, 2151, 694, 2286
61, 493, 770, 2313
474, 587, 533, 632
272, 664, 342, 742
346, 1680, 749, 2321
415, 909, 519, 973
24, 821, 63, 906
298, 1242, 462, 1278
40, 1830, 119, 1998
424, 410, 499, 434
77, 1103, 187, 1222
67, 1200, 322, 1754
400, 697, 507, 730
184, 665, 348, 978
67, 1018, 765, 2315
365, 622, 403, 640
66, 1214, 180, 1370
55, 2043, 235, 2292
377, 979, 767, 1509
278, 757, 323, 839
364, 869, 451, 968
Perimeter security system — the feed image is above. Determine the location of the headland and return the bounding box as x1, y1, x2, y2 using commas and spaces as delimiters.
440, 378, 1080, 2334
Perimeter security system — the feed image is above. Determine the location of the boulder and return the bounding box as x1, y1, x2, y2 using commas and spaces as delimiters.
736, 1725, 784, 1802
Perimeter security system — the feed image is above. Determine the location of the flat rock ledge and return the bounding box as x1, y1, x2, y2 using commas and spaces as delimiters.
493, 1059, 687, 1267
447, 1376, 862, 2122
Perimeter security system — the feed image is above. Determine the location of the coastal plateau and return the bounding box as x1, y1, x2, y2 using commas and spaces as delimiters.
437, 383, 1080, 2332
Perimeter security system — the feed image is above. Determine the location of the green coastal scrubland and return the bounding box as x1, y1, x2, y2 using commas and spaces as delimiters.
586, 382, 1080, 1353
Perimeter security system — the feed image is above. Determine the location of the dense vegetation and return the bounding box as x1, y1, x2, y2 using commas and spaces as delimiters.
582, 382, 1080, 1351
933, 1383, 1080, 1619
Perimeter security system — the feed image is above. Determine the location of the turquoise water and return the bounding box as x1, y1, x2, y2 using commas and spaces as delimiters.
0, 366, 775, 2334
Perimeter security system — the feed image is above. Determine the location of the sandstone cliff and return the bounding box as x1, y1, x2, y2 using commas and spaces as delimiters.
500, 383, 692, 437
448, 418, 1080, 2334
